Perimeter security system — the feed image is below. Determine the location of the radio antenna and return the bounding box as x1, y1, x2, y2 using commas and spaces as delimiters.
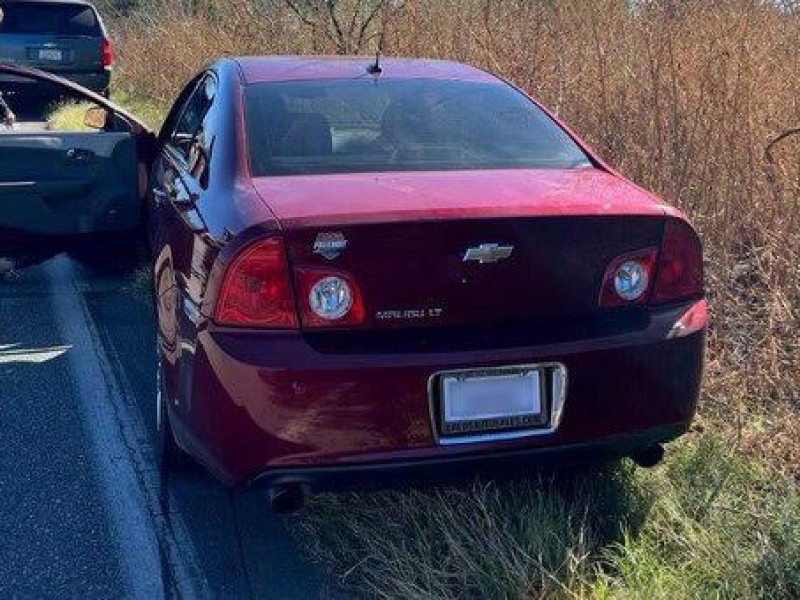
367, 29, 385, 75
367, 49, 382, 75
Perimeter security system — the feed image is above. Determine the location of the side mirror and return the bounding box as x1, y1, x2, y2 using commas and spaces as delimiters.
84, 106, 109, 130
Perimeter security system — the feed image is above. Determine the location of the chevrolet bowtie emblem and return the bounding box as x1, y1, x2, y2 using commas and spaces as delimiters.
463, 243, 514, 264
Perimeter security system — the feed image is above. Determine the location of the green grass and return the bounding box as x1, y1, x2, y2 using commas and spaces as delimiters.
294, 434, 800, 599
46, 100, 94, 132
46, 89, 166, 132
110, 88, 167, 129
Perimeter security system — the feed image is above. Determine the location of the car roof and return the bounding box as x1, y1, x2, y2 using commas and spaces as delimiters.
233, 56, 500, 85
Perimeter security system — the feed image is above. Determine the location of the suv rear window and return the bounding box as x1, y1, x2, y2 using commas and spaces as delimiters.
244, 78, 591, 177
0, 2, 100, 36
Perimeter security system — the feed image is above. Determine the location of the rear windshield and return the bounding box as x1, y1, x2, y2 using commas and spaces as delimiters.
244, 78, 591, 177
0, 2, 100, 36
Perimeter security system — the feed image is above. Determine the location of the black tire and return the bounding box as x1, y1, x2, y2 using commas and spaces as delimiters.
156, 358, 190, 474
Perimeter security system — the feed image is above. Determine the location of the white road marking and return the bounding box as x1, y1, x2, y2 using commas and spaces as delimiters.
0, 344, 71, 364
46, 256, 209, 598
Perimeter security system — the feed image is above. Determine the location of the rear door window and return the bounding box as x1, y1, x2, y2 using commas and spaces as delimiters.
0, 3, 100, 36
167, 75, 216, 161
162, 74, 218, 187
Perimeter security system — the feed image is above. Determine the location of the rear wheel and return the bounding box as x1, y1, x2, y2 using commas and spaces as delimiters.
156, 355, 189, 473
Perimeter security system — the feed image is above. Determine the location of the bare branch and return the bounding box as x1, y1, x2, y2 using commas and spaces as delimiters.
284, 0, 407, 54
347, 0, 364, 48
355, 1, 385, 52
765, 127, 800, 165
284, 0, 317, 27
325, 1, 347, 52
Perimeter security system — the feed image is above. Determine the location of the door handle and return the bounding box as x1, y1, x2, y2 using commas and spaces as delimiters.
66, 147, 95, 161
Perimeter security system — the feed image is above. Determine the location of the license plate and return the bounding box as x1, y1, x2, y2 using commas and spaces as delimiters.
38, 49, 63, 62
438, 367, 548, 437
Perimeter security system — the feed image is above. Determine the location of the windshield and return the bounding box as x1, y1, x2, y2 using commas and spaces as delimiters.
244, 78, 592, 177
0, 2, 100, 36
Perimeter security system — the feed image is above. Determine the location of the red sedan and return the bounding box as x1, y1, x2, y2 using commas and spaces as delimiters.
0, 58, 706, 511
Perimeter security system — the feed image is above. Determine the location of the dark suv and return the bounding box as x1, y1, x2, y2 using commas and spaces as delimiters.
0, 0, 112, 98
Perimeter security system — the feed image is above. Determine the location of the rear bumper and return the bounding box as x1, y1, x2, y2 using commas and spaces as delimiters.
251, 423, 688, 492
171, 301, 705, 486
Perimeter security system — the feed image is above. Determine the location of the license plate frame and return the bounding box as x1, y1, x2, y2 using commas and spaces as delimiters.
429, 363, 567, 445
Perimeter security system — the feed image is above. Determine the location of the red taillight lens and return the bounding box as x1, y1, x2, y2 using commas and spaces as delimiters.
215, 238, 298, 328
599, 248, 657, 307
295, 268, 366, 328
652, 219, 704, 304
102, 38, 114, 69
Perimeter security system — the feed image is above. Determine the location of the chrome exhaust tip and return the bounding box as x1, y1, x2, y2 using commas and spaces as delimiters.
631, 444, 665, 468
267, 483, 305, 513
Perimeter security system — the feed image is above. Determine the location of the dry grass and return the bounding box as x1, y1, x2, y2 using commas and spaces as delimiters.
96, 0, 800, 595
105, 0, 800, 468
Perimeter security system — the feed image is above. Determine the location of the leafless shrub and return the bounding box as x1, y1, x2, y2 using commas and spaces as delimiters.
283, 0, 406, 53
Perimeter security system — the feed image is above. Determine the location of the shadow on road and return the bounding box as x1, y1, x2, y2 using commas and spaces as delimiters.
1, 254, 323, 597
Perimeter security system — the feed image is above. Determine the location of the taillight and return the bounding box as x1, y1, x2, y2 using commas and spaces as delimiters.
295, 268, 366, 328
652, 219, 704, 304
599, 249, 657, 307
102, 38, 114, 70
215, 237, 298, 328
599, 220, 704, 308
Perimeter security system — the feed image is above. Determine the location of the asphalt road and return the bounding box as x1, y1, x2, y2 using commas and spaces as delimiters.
0, 253, 325, 598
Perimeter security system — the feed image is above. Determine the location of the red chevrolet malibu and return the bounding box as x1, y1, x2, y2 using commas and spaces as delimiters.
0, 58, 706, 509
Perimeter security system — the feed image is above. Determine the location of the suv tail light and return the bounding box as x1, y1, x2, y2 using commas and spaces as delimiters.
295, 268, 366, 328
215, 238, 298, 328
102, 38, 114, 70
652, 219, 704, 304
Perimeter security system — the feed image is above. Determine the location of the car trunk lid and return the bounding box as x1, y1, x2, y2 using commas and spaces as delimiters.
252, 168, 672, 329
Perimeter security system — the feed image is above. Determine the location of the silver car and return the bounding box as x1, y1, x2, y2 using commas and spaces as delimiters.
0, 0, 112, 98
